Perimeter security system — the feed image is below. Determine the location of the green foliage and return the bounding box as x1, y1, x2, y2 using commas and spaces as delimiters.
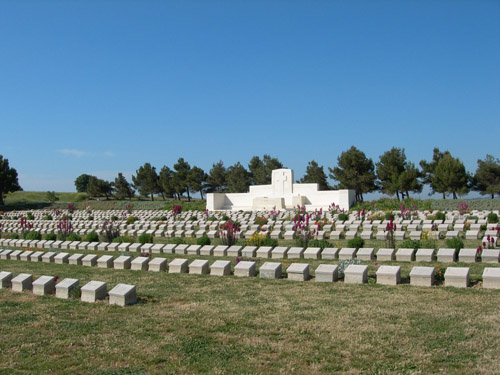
261, 237, 278, 247
159, 165, 176, 199
164, 200, 206, 211
85, 231, 99, 242
75, 194, 87, 202
429, 151, 470, 199
337, 213, 349, 221
474, 154, 500, 199
385, 211, 394, 220
172, 158, 192, 200
434, 265, 445, 283
24, 230, 41, 240
338, 258, 361, 278
222, 214, 229, 221
46, 191, 59, 203
487, 213, 499, 223
400, 239, 421, 250
299, 160, 329, 190
207, 216, 217, 221
26, 212, 34, 220
87, 176, 114, 200
171, 237, 186, 245
308, 239, 332, 249
254, 216, 268, 226
111, 215, 119, 221
66, 233, 82, 242
112, 235, 134, 243
206, 161, 227, 192
248, 155, 283, 185
189, 215, 197, 221
0, 155, 22, 206
435, 212, 446, 221
138, 233, 153, 244
9, 233, 19, 239
329, 146, 377, 202
114, 173, 135, 200
74, 174, 92, 193
347, 237, 364, 249
42, 214, 53, 220
126, 216, 139, 224
196, 236, 211, 246
226, 162, 251, 193
132, 162, 159, 201
44, 233, 57, 241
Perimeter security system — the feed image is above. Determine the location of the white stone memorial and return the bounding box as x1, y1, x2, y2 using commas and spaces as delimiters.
148, 257, 167, 272
321, 247, 339, 260
12, 273, 32, 292
437, 248, 457, 263
97, 255, 114, 268
210, 260, 231, 276
303, 247, 321, 259
234, 261, 256, 277
315, 264, 338, 282
109, 284, 137, 306
131, 256, 150, 271
114, 255, 132, 269
482, 268, 500, 289
444, 267, 469, 288
409, 266, 435, 287
55, 278, 79, 299
344, 265, 368, 284
356, 248, 374, 261
0, 271, 13, 288
68, 253, 84, 265
168, 258, 188, 273
396, 248, 415, 262
33, 275, 56, 296
286, 263, 309, 281
81, 281, 107, 302
259, 262, 282, 279
189, 259, 209, 274
376, 266, 401, 285
82, 254, 98, 267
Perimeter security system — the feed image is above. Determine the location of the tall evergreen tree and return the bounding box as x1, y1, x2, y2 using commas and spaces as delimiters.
419, 148, 451, 198
248, 155, 284, 185
432, 154, 470, 199
172, 158, 191, 200
226, 162, 251, 193
0, 155, 22, 205
300, 160, 329, 190
114, 173, 135, 200
87, 176, 113, 200
132, 163, 159, 201
206, 161, 227, 192
188, 166, 207, 199
328, 146, 377, 202
74, 174, 92, 193
474, 155, 500, 199
158, 166, 176, 199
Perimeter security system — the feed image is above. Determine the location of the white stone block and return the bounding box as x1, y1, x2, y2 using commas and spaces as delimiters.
259, 262, 282, 279
81, 281, 107, 302
256, 246, 273, 258
118, 242, 131, 252
174, 244, 189, 255
376, 266, 401, 285
241, 246, 257, 257
82, 254, 98, 267
344, 265, 368, 284
68, 253, 85, 265
234, 261, 256, 277
271, 246, 288, 259
415, 248, 434, 262
459, 248, 478, 263
315, 264, 338, 282
12, 273, 32, 292
29, 251, 44, 262
345, 230, 358, 239
109, 284, 137, 306
169, 258, 188, 273
189, 259, 209, 274
283, 231, 295, 240
356, 248, 374, 261
106, 243, 120, 252
286, 263, 309, 281
287, 247, 304, 259
199, 245, 214, 256
213, 245, 228, 257
162, 244, 177, 254
410, 266, 435, 287
328, 231, 342, 240
33, 275, 56, 296
20, 251, 33, 261
186, 245, 202, 255
482, 267, 500, 289
97, 255, 114, 268
394, 231, 407, 240
482, 249, 500, 263
437, 248, 456, 263
151, 244, 165, 253
446, 231, 459, 238
321, 247, 339, 260
210, 260, 231, 276
131, 256, 150, 271
227, 245, 243, 257
55, 278, 79, 299
54, 252, 69, 264
339, 248, 357, 260
303, 247, 321, 259
149, 257, 167, 272
0, 271, 13, 288
129, 243, 142, 252
77, 242, 90, 250
445, 267, 469, 288
396, 248, 415, 262
465, 230, 480, 239
360, 231, 373, 240
114, 255, 132, 269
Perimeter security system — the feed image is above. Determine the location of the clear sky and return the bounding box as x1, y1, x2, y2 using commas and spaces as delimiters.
1, 0, 499, 198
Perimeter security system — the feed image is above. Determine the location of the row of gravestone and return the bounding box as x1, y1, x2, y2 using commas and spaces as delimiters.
1, 245, 500, 264
0, 271, 136, 306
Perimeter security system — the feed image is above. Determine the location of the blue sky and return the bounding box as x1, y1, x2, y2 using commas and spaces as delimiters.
1, 0, 499, 198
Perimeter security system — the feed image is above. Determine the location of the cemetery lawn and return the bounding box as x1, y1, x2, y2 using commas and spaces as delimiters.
1, 258, 500, 375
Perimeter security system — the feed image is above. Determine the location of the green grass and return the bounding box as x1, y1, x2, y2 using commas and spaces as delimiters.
4, 191, 88, 205
1, 251, 500, 374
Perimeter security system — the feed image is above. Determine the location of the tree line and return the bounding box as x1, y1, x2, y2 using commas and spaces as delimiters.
70, 149, 500, 202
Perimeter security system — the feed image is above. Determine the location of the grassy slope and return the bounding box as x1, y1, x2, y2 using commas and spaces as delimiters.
1, 250, 500, 375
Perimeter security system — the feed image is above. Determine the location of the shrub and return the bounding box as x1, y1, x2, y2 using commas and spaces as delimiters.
400, 239, 421, 250
308, 239, 332, 249
189, 216, 197, 221
42, 214, 53, 220
435, 212, 446, 221
138, 233, 153, 244
26, 212, 35, 220
261, 237, 278, 247
85, 231, 99, 242
207, 216, 217, 221
254, 216, 268, 226
45, 233, 57, 241
126, 216, 138, 225
66, 233, 81, 242
446, 237, 464, 252
385, 211, 394, 220
222, 214, 230, 221
338, 213, 349, 221
480, 224, 487, 231
10, 233, 19, 239
488, 213, 499, 223
111, 215, 119, 221
347, 237, 364, 249
338, 259, 361, 278
196, 236, 211, 246
75, 194, 86, 202
24, 231, 41, 240
112, 235, 134, 244
171, 237, 185, 245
